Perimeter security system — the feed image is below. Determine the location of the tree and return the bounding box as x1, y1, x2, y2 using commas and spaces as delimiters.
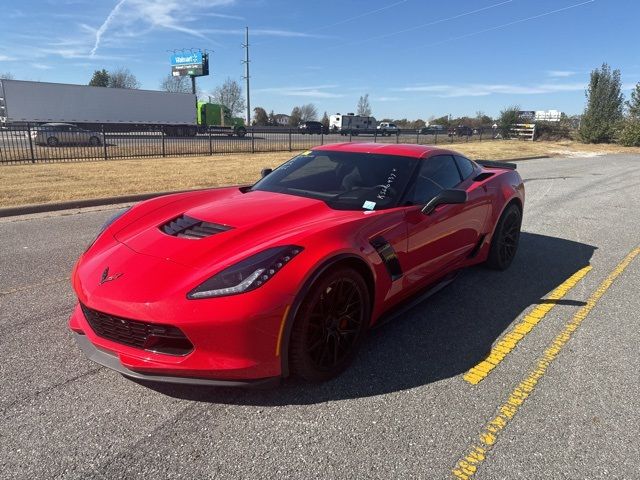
626, 82, 640, 120
357, 94, 372, 116
289, 106, 302, 126
268, 110, 276, 126
579, 63, 624, 143
1, 72, 14, 80
88, 69, 109, 87
211, 78, 245, 117
321, 111, 330, 131
498, 105, 521, 138
299, 103, 318, 122
108, 67, 140, 89
160, 74, 191, 93
253, 107, 268, 126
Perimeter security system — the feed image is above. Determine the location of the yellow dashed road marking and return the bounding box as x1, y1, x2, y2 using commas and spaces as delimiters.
452, 246, 640, 479
464, 265, 592, 385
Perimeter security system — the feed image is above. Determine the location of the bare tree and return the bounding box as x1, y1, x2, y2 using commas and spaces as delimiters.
299, 103, 318, 122
253, 107, 268, 126
108, 67, 141, 89
289, 107, 302, 126
357, 94, 372, 116
0, 72, 14, 80
160, 74, 191, 93
211, 78, 245, 117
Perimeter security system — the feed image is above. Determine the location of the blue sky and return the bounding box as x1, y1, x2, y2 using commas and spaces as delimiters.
1, 0, 638, 120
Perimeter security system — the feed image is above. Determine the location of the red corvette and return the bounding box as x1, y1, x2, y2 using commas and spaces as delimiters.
69, 143, 524, 386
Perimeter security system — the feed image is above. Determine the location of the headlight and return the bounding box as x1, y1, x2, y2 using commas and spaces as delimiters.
187, 245, 303, 299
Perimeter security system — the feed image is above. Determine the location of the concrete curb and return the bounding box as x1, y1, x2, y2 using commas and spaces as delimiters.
0, 189, 205, 218
0, 155, 549, 218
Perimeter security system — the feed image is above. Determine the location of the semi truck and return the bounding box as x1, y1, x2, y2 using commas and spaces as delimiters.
0, 79, 246, 137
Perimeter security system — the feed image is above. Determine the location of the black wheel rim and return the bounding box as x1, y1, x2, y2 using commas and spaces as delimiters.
499, 212, 520, 264
305, 278, 363, 370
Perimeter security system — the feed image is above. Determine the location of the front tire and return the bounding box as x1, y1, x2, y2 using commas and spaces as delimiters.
290, 268, 370, 382
486, 203, 522, 270
89, 136, 101, 146
46, 136, 59, 147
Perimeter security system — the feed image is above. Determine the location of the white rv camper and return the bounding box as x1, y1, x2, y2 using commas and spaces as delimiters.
329, 113, 376, 135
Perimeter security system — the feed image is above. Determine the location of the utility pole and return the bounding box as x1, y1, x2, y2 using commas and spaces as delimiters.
242, 27, 250, 125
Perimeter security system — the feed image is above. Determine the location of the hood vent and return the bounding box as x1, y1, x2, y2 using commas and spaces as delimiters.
161, 214, 232, 239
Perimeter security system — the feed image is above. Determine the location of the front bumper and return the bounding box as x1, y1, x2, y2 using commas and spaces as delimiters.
73, 332, 279, 388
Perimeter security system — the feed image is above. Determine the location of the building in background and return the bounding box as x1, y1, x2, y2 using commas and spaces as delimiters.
535, 110, 563, 122
274, 114, 290, 126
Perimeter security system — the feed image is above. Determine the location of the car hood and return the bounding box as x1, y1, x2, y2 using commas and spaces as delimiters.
112, 187, 355, 270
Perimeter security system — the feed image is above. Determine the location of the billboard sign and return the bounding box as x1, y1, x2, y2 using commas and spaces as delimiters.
170, 52, 209, 77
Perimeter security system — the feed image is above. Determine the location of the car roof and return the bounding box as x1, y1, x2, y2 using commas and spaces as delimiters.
312, 142, 461, 159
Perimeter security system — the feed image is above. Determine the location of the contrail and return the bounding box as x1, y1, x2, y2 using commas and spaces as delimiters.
90, 0, 127, 57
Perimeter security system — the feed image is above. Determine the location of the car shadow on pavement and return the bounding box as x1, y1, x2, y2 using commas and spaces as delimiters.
140, 231, 596, 405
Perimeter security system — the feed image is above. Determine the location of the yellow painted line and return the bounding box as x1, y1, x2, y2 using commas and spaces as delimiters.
452, 246, 640, 479
275, 304, 291, 357
463, 265, 592, 385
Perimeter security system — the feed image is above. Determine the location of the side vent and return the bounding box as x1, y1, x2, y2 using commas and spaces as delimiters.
161, 215, 232, 239
473, 172, 495, 182
370, 236, 403, 281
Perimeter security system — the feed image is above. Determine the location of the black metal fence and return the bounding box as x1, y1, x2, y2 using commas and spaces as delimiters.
0, 124, 499, 165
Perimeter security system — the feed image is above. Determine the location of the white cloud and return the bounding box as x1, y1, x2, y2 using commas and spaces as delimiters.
254, 85, 344, 98
395, 83, 586, 97
30, 63, 54, 70
201, 28, 330, 38
89, 0, 237, 56
0, 55, 17, 61
374, 96, 402, 102
547, 70, 577, 78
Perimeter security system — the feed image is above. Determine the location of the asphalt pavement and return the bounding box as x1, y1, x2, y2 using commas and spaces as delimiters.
0, 154, 638, 479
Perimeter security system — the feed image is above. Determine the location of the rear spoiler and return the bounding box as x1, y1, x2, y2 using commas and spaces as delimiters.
475, 160, 517, 170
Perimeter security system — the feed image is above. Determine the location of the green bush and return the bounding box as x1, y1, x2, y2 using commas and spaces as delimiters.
619, 120, 640, 147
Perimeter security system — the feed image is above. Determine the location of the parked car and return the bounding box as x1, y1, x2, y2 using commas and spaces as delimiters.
419, 125, 446, 135
31, 123, 104, 146
448, 125, 473, 137
377, 122, 400, 136
69, 143, 524, 385
298, 121, 325, 135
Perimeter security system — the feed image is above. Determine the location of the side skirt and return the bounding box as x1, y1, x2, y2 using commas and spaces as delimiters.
373, 272, 459, 328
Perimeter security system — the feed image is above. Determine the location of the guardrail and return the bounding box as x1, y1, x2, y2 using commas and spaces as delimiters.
0, 124, 499, 165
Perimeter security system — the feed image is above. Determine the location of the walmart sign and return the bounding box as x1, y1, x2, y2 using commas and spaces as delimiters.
170, 51, 209, 77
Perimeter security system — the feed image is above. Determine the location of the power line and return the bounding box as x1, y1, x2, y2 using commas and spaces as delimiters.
343, 0, 514, 47
416, 0, 596, 49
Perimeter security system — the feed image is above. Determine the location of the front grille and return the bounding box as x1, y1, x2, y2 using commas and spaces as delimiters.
161, 214, 231, 239
80, 304, 193, 355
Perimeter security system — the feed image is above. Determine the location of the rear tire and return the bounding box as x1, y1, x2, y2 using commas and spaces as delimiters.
486, 203, 522, 270
89, 136, 101, 146
290, 268, 370, 382
46, 136, 59, 147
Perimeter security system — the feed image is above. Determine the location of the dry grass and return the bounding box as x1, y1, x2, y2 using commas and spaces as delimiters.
2, 140, 639, 208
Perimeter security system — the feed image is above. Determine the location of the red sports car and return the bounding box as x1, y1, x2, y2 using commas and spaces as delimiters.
69, 143, 524, 386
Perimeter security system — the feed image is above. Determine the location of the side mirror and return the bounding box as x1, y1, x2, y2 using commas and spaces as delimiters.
421, 189, 467, 215
261, 168, 273, 178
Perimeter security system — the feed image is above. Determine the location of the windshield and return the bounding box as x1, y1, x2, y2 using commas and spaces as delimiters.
252, 150, 417, 211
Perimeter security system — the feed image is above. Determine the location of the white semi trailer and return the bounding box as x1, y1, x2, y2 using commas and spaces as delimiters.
0, 79, 246, 136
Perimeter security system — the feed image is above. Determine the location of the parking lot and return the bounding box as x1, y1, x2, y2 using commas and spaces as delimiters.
1, 154, 638, 479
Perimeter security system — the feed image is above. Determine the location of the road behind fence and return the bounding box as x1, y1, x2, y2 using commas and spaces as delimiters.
0, 125, 499, 165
